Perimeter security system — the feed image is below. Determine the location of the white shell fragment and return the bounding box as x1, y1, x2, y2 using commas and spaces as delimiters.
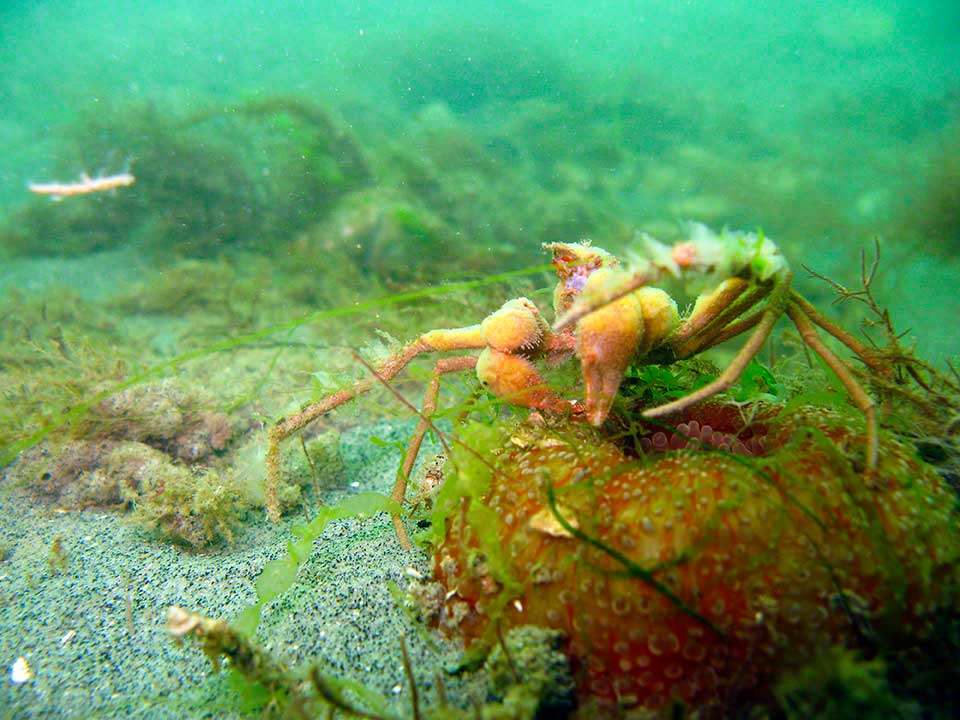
10, 656, 33, 684
528, 505, 579, 538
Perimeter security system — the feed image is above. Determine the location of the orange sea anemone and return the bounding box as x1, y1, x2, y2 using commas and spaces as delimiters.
429, 404, 960, 715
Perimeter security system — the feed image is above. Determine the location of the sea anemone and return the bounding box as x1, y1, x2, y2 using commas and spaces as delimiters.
428, 404, 960, 716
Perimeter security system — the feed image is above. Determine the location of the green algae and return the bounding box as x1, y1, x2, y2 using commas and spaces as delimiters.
774, 646, 919, 719
234, 491, 402, 636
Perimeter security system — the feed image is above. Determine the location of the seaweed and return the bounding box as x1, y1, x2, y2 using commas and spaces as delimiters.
0, 97, 371, 258
170, 606, 572, 720
0, 290, 133, 453
1, 264, 541, 467
773, 647, 919, 720
233, 492, 399, 635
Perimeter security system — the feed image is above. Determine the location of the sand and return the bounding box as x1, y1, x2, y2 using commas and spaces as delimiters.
0, 420, 478, 719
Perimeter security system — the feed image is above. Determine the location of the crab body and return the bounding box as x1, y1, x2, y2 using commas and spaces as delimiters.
266, 224, 882, 544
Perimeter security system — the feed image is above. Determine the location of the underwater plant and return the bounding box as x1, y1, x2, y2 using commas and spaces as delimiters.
169, 606, 575, 720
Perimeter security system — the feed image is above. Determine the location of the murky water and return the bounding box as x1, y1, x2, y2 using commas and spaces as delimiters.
1, 2, 958, 717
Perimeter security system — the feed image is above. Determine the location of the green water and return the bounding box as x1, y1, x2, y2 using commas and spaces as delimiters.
2, 0, 958, 349
0, 1, 958, 718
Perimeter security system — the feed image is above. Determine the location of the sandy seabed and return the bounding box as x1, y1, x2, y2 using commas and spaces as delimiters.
0, 420, 473, 719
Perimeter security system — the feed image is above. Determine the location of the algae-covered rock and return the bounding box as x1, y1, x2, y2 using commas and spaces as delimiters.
485, 626, 575, 719
19, 438, 245, 547
25, 438, 132, 508
79, 377, 234, 462
303, 188, 461, 284
123, 452, 245, 548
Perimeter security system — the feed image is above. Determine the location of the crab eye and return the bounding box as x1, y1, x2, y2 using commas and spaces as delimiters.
566, 271, 588, 293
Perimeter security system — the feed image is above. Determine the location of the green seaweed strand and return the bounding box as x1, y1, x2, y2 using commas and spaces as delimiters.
234, 491, 402, 636
544, 479, 725, 638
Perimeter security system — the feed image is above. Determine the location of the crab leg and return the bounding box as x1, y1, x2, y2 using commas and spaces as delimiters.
672, 283, 772, 358
390, 355, 478, 548
786, 303, 879, 471
265, 296, 568, 523
669, 279, 753, 348
680, 308, 766, 356
644, 303, 781, 419
265, 340, 435, 520
265, 326, 489, 521
643, 275, 790, 417
789, 291, 889, 376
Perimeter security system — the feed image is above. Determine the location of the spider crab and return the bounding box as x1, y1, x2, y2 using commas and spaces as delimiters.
266, 223, 882, 545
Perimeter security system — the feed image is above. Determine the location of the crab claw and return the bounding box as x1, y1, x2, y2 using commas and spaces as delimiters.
573, 269, 680, 425
574, 268, 645, 425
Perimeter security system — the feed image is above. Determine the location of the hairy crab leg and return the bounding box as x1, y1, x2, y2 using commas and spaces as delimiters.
265, 339, 437, 520
264, 322, 490, 521
672, 284, 773, 358
643, 303, 782, 420
789, 291, 889, 376
786, 304, 879, 471
668, 280, 754, 349
390, 355, 478, 548
265, 296, 564, 525
680, 308, 766, 356
649, 294, 879, 472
